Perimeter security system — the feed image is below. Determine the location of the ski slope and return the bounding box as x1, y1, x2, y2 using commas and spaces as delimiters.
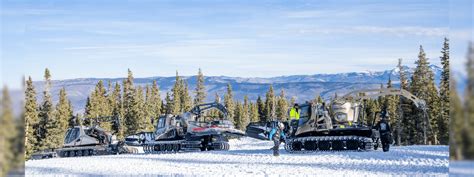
26, 137, 449, 176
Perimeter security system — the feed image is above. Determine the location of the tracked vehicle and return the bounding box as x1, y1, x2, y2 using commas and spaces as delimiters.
137, 102, 245, 153
31, 116, 137, 159
246, 88, 427, 152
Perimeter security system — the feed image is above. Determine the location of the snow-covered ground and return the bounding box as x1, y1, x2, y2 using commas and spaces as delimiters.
26, 137, 449, 176
450, 161, 474, 177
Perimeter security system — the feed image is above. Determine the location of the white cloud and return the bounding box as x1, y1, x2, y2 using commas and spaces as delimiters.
352, 26, 448, 37
450, 29, 472, 40
285, 10, 355, 19
297, 26, 447, 37
63, 44, 160, 51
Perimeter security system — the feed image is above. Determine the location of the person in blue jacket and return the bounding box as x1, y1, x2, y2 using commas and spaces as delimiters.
269, 122, 286, 156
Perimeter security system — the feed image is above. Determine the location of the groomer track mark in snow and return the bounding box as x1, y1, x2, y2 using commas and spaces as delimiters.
26, 137, 448, 176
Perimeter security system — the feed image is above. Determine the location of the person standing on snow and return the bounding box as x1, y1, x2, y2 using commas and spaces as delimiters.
269, 122, 286, 156
289, 104, 300, 136
375, 110, 392, 152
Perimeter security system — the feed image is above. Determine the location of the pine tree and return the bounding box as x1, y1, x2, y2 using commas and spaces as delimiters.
364, 99, 380, 126
194, 68, 206, 106
171, 71, 182, 114
55, 87, 73, 146
87, 80, 112, 131
276, 90, 288, 121
123, 69, 139, 135
313, 95, 323, 104
150, 81, 162, 119
377, 84, 386, 110
256, 96, 265, 122
180, 80, 193, 112
110, 82, 123, 139
450, 77, 464, 160
0, 125, 5, 177
217, 97, 225, 119
145, 85, 153, 131
39, 75, 67, 150
12, 103, 24, 171
290, 97, 296, 107
241, 96, 250, 129
384, 78, 400, 143
74, 113, 83, 127
249, 102, 259, 123
409, 47, 428, 145
136, 86, 147, 132
42, 84, 64, 150
24, 77, 39, 159
145, 82, 162, 131
38, 68, 56, 150
437, 38, 450, 145
428, 72, 441, 145
94, 80, 110, 117
84, 96, 92, 126
41, 109, 63, 149
54, 88, 74, 151
161, 100, 166, 115
410, 45, 440, 145
464, 43, 474, 158
397, 58, 417, 145
264, 85, 276, 121
397, 59, 410, 145
164, 92, 172, 115
224, 84, 235, 124
234, 101, 243, 130
67, 113, 76, 129
1, 86, 17, 174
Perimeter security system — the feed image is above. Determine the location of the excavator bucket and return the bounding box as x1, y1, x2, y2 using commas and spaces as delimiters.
245, 122, 271, 140
245, 121, 288, 141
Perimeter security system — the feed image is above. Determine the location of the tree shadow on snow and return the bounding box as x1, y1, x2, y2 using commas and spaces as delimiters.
27, 166, 105, 176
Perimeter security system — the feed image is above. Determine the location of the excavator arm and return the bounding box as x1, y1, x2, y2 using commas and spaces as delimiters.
189, 102, 229, 118
80, 116, 121, 135
336, 88, 432, 144
336, 88, 427, 111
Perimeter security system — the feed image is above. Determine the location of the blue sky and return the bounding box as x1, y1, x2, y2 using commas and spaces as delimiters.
1, 0, 471, 89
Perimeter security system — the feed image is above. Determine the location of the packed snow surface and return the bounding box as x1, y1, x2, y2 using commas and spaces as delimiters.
450, 161, 474, 177
26, 137, 448, 176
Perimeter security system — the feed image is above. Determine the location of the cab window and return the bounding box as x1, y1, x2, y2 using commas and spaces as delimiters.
64, 128, 79, 144
299, 105, 311, 119
158, 118, 166, 128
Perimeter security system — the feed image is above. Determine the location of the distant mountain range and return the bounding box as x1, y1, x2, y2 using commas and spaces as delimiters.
12, 64, 448, 114
8, 64, 465, 116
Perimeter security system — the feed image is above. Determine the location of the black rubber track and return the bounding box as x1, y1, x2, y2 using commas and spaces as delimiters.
284, 136, 374, 153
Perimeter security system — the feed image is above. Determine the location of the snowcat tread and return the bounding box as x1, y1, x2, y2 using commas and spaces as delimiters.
143, 140, 185, 154
284, 136, 374, 153
143, 140, 205, 153
210, 141, 230, 151
50, 144, 132, 159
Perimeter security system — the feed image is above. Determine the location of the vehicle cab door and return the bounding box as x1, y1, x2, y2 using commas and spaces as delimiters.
155, 116, 167, 136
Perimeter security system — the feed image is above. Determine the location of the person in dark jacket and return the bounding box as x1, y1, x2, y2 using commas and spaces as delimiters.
375, 111, 392, 152
376, 111, 391, 135
269, 122, 286, 156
